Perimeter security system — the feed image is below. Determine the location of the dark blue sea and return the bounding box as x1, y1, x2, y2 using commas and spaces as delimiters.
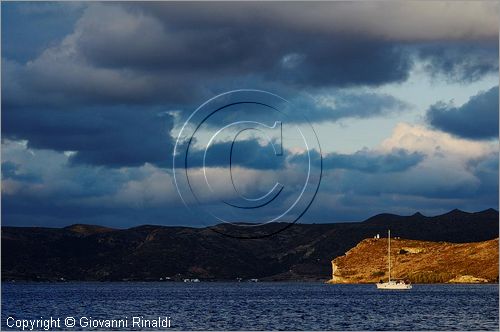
2, 282, 498, 330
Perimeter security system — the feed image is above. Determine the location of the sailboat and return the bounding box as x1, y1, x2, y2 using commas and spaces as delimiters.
376, 230, 412, 290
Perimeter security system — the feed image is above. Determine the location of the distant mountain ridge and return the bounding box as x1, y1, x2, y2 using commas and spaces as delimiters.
2, 209, 498, 281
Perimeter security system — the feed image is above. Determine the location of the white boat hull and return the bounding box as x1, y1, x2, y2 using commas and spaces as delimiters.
376, 281, 412, 290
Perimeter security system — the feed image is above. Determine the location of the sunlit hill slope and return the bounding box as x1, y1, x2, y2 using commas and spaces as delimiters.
329, 237, 499, 284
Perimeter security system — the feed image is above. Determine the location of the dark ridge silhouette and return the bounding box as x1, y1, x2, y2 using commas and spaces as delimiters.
2, 209, 498, 282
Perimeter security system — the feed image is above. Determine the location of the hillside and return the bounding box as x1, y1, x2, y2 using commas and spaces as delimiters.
329, 238, 499, 284
2, 209, 498, 281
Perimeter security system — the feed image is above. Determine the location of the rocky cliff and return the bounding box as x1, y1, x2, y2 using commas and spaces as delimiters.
329, 237, 499, 283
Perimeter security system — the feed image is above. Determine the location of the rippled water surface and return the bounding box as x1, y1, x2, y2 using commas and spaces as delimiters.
2, 282, 498, 330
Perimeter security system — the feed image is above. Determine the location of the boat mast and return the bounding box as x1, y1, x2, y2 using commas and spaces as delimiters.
388, 229, 391, 282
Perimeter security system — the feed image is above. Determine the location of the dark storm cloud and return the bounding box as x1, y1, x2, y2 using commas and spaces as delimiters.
2, 57, 199, 107
270, 39, 411, 88
291, 148, 424, 173
288, 91, 407, 123
186, 137, 424, 173
180, 89, 409, 128
187, 139, 285, 170
1, 4, 417, 119
426, 86, 499, 140
3, 1, 498, 106
3, 2, 497, 147
1, 161, 41, 183
324, 149, 425, 173
76, 2, 496, 87
77, 3, 463, 91
418, 42, 499, 83
467, 152, 499, 198
2, 105, 175, 168
76, 6, 413, 88
1, 3, 85, 63
135, 2, 498, 43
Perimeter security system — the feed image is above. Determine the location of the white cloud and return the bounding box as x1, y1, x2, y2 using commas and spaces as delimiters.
380, 122, 497, 160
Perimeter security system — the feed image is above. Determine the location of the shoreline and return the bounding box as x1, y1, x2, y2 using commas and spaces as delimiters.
3, 279, 499, 285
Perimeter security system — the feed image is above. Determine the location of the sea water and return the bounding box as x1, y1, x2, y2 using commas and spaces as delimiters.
2, 282, 498, 330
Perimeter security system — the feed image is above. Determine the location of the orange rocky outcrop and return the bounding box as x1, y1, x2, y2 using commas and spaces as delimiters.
328, 238, 499, 284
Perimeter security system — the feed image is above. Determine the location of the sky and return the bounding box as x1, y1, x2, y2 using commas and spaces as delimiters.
1, 1, 499, 228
